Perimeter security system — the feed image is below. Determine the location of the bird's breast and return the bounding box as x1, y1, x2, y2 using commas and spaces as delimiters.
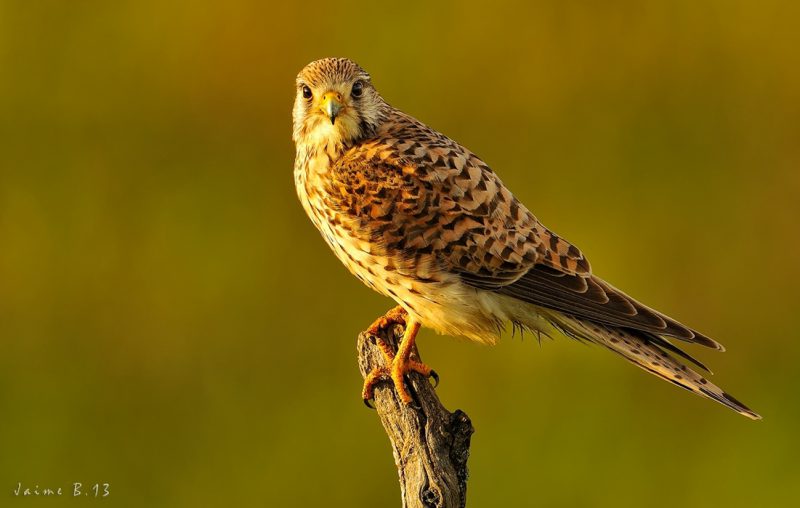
294, 146, 447, 306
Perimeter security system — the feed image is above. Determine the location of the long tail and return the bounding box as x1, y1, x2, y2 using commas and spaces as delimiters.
537, 310, 761, 420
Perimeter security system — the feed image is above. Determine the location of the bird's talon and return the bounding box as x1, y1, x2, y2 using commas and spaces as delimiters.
361, 318, 437, 408
429, 369, 440, 388
366, 305, 408, 337
362, 366, 391, 408
364, 397, 376, 409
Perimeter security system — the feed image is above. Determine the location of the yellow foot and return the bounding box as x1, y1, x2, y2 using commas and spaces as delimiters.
366, 305, 407, 337
362, 352, 439, 407
362, 318, 439, 407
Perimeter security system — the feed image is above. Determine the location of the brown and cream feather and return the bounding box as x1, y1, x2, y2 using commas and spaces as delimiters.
292, 57, 759, 420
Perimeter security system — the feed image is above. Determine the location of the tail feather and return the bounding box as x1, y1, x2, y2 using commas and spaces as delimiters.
642, 332, 713, 374
539, 311, 761, 420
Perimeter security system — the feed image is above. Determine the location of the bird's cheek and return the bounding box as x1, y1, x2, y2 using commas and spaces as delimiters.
337, 113, 362, 138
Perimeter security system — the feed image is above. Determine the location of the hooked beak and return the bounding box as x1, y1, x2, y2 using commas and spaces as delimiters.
320, 92, 343, 125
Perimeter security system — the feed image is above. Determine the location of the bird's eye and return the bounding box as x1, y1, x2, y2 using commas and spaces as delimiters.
302, 85, 312, 100
351, 81, 363, 98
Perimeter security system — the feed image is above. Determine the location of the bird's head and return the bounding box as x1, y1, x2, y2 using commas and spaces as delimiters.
292, 58, 386, 151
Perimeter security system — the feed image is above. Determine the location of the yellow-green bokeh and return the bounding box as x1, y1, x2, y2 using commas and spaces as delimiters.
1, 1, 798, 506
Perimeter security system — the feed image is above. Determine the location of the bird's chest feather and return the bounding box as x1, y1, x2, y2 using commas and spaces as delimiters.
294, 146, 397, 295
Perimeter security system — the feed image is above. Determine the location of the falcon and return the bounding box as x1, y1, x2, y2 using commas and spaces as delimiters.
291, 57, 759, 420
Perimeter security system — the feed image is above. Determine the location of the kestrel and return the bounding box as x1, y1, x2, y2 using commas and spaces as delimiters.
292, 57, 759, 420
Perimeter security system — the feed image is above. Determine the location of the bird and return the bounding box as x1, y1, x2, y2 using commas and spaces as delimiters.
291, 57, 760, 420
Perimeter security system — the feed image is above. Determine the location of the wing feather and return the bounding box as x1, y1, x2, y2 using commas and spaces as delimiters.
496, 266, 724, 350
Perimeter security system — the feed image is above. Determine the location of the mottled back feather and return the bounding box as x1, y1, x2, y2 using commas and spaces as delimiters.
327, 110, 590, 285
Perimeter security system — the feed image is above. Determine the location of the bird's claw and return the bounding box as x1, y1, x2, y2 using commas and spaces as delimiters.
429, 369, 439, 388
366, 305, 408, 337
361, 361, 439, 407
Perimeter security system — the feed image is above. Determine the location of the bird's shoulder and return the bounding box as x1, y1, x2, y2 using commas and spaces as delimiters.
332, 109, 512, 221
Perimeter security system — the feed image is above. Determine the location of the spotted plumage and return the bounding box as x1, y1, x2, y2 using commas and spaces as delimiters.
292, 57, 759, 419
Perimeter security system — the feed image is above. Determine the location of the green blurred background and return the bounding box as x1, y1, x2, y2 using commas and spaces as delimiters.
1, 1, 798, 506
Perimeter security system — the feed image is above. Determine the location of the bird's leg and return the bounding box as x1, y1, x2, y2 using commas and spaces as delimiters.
362, 312, 438, 407
362, 306, 406, 405
390, 320, 437, 405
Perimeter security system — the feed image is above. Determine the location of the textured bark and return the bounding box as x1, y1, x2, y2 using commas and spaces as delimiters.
357, 324, 474, 508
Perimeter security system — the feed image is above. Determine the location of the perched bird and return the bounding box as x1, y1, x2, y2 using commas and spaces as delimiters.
292, 57, 759, 420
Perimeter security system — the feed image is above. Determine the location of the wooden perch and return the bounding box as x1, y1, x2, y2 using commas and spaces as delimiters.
357, 323, 474, 508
